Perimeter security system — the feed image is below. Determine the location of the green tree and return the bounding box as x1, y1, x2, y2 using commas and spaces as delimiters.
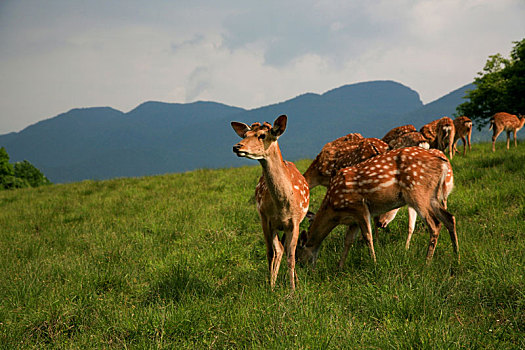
14, 160, 50, 187
0, 147, 15, 189
457, 38, 525, 129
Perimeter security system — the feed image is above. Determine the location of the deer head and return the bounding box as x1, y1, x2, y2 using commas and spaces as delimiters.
232, 115, 287, 160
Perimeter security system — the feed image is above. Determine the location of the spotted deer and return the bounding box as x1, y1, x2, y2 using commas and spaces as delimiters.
453, 116, 473, 156
303, 136, 387, 189
388, 131, 430, 150
489, 112, 525, 152
231, 115, 309, 290
382, 125, 417, 145
420, 117, 456, 159
374, 148, 454, 252
297, 147, 459, 267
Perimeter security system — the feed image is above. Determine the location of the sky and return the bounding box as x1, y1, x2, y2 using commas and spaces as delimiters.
0, 1, 524, 134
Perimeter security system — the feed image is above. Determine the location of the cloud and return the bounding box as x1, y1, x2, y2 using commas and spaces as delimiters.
0, 0, 524, 134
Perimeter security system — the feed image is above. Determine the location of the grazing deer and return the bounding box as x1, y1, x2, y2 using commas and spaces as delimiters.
453, 116, 473, 156
489, 112, 525, 152
388, 131, 430, 150
382, 125, 417, 145
420, 117, 456, 159
231, 115, 309, 290
297, 147, 459, 268
303, 136, 387, 189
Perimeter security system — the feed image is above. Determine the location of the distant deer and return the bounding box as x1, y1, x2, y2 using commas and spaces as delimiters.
231, 115, 309, 290
420, 117, 456, 158
297, 147, 459, 267
452, 116, 473, 156
489, 112, 525, 152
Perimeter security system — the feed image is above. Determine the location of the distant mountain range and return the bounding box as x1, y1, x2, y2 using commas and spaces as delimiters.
1, 80, 482, 183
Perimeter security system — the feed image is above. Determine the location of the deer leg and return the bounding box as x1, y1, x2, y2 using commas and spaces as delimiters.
492, 130, 502, 152
339, 224, 360, 268
506, 131, 511, 149
423, 212, 441, 263
467, 130, 472, 151
357, 204, 376, 263
434, 206, 459, 263
462, 137, 467, 155
283, 224, 300, 290
514, 130, 518, 148
270, 235, 284, 289
405, 206, 418, 250
262, 217, 283, 289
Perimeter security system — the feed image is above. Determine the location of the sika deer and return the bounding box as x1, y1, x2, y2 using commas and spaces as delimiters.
303, 136, 387, 189
489, 112, 525, 152
232, 115, 309, 290
420, 117, 456, 158
297, 147, 459, 267
375, 148, 454, 251
382, 125, 417, 146
388, 131, 430, 150
453, 116, 473, 156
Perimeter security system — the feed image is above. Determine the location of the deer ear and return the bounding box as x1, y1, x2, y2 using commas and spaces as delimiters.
231, 122, 250, 138
271, 115, 287, 137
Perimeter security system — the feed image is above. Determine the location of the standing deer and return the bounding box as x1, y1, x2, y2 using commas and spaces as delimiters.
453, 116, 473, 156
231, 115, 309, 290
297, 147, 459, 268
489, 112, 525, 152
420, 117, 456, 159
374, 148, 454, 252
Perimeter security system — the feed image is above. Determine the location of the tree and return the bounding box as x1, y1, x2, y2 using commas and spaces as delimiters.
0, 147, 15, 189
0, 147, 51, 190
456, 38, 525, 129
14, 160, 50, 188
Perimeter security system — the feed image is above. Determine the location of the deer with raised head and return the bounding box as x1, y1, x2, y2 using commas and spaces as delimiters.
489, 112, 525, 152
420, 117, 456, 159
231, 115, 309, 290
452, 116, 473, 156
297, 147, 459, 268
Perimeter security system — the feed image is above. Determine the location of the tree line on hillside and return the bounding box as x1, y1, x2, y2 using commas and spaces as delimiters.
457, 38, 524, 128
0, 147, 50, 190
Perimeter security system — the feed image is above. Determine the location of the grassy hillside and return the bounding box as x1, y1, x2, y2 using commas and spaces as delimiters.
1, 142, 524, 348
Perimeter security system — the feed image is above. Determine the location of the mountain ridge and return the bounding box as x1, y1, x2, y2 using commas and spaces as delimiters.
1, 80, 475, 183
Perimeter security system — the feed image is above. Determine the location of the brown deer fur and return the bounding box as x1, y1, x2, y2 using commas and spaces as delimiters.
232, 115, 309, 290
297, 147, 459, 267
489, 112, 525, 152
420, 117, 456, 159
453, 116, 473, 156
382, 125, 417, 145
303, 136, 388, 189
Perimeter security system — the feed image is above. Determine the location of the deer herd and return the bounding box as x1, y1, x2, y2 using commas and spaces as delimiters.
231, 112, 524, 290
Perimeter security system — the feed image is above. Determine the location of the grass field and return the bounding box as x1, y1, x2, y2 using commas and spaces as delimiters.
1, 142, 524, 348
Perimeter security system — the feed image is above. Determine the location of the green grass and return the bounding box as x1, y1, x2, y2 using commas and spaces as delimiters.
1, 142, 524, 348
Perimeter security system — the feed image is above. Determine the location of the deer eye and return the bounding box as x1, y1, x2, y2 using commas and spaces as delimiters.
259, 134, 266, 140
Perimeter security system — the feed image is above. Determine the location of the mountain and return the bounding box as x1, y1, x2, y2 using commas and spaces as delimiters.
0, 80, 474, 183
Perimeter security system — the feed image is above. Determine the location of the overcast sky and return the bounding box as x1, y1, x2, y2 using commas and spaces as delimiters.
0, 0, 524, 134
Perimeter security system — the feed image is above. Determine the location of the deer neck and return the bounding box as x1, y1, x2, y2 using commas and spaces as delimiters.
259, 143, 293, 208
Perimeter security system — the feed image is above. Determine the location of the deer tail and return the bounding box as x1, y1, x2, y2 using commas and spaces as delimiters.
489, 118, 494, 130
